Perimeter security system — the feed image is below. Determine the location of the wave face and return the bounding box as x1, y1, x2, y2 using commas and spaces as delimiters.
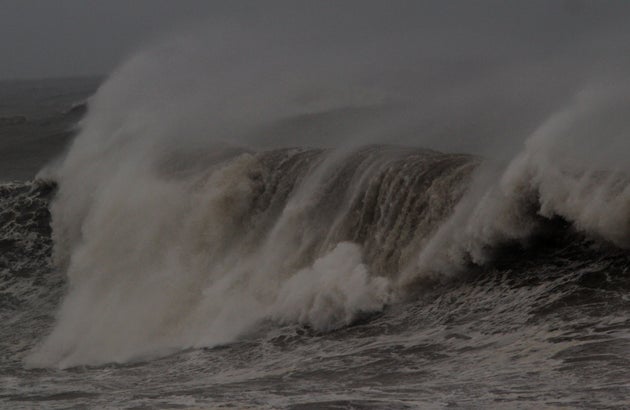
27, 145, 480, 367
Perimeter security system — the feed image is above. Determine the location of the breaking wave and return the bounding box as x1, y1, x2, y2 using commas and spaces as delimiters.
26, 142, 629, 367
20, 34, 630, 369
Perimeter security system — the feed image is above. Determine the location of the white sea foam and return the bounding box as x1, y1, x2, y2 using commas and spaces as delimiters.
403, 83, 630, 286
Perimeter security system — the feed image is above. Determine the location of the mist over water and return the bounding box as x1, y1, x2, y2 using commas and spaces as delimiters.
2, 2, 630, 408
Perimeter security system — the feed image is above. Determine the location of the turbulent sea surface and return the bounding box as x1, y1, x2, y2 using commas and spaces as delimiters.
1, 74, 629, 410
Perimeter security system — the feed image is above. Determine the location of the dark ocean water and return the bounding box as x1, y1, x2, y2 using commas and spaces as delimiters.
0, 78, 629, 409
0, 77, 98, 181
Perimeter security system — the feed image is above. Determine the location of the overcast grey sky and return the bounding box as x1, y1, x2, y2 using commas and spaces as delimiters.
0, 0, 224, 79
1, 1, 629, 80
